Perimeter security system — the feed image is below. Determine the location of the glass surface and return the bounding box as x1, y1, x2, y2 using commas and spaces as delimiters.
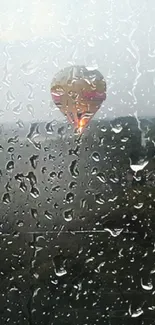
0, 1, 155, 324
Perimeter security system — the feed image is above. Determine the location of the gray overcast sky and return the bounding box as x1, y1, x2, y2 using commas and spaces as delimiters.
0, 0, 155, 122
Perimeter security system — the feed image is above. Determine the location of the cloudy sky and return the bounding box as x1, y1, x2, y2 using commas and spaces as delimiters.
0, 0, 155, 122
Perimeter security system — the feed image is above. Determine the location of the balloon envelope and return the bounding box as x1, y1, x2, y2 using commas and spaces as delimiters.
51, 65, 106, 133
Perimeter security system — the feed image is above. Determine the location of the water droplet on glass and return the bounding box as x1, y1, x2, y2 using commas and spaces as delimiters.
65, 192, 74, 203
6, 90, 15, 103
91, 167, 98, 175
5, 182, 11, 191
26, 82, 34, 100
6, 160, 14, 172
134, 202, 143, 209
49, 171, 56, 179
129, 305, 144, 318
21, 60, 38, 75
130, 159, 148, 173
101, 126, 107, 132
92, 152, 100, 162
69, 181, 77, 189
53, 255, 67, 277
27, 104, 34, 116
26, 172, 37, 186
31, 208, 38, 220
111, 124, 123, 134
0, 145, 4, 152
95, 193, 105, 205
15, 172, 24, 182
16, 119, 24, 128
19, 180, 27, 193
13, 102, 22, 114
30, 186, 40, 198
8, 135, 18, 144
32, 287, 41, 298
69, 160, 79, 178
87, 38, 95, 47
16, 220, 24, 227
30, 155, 39, 169
2, 192, 11, 204
97, 172, 106, 183
58, 126, 65, 137
80, 198, 87, 208
104, 228, 123, 237
27, 123, 39, 142
45, 121, 54, 134
63, 208, 74, 222
44, 210, 53, 220
141, 278, 153, 291
8, 147, 14, 153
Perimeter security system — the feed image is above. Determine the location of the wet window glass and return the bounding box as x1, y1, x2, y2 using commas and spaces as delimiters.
0, 1, 155, 324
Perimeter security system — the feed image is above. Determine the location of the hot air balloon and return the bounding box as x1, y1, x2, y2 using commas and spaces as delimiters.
51, 65, 106, 133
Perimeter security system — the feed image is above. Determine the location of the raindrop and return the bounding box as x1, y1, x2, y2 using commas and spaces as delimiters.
121, 137, 128, 143
21, 60, 38, 75
104, 228, 123, 237
13, 102, 22, 114
15, 173, 24, 182
8, 135, 18, 144
26, 172, 37, 186
45, 121, 54, 134
91, 167, 98, 175
69, 181, 77, 189
6, 90, 15, 103
30, 155, 39, 169
58, 126, 65, 137
101, 126, 107, 132
19, 180, 27, 193
41, 167, 46, 174
87, 38, 95, 47
44, 210, 53, 220
5, 182, 11, 191
130, 159, 148, 173
27, 123, 39, 142
63, 208, 74, 222
141, 278, 153, 291
53, 255, 67, 277
129, 305, 144, 318
65, 192, 74, 203
7, 147, 14, 153
58, 171, 63, 179
33, 140, 41, 150
16, 119, 24, 128
134, 202, 143, 209
49, 171, 57, 179
32, 287, 41, 298
69, 160, 79, 178
111, 124, 123, 133
91, 152, 100, 162
27, 104, 34, 116
16, 220, 24, 227
95, 193, 105, 205
26, 82, 34, 100
2, 192, 11, 204
52, 185, 60, 192
30, 186, 40, 198
31, 208, 38, 219
80, 198, 87, 208
6, 160, 14, 172
0, 145, 4, 152
97, 172, 106, 183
